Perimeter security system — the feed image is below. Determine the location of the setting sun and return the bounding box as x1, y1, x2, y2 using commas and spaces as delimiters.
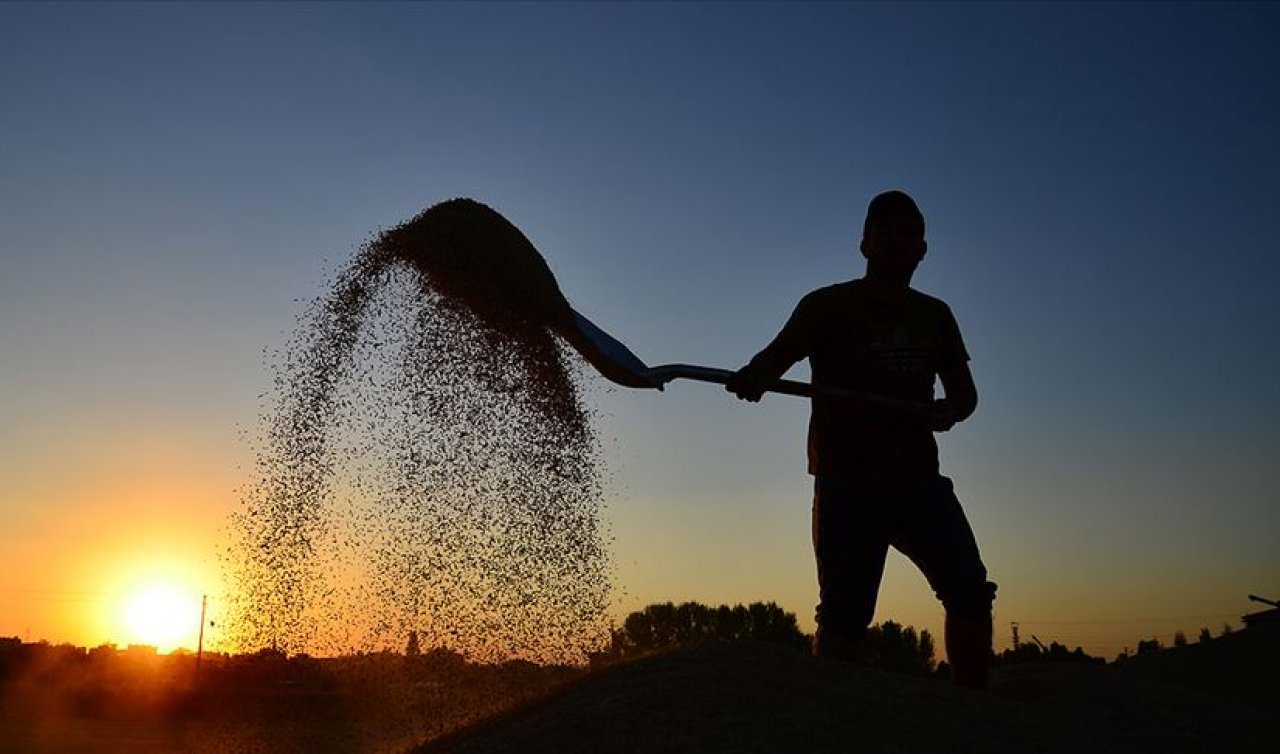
119, 583, 201, 653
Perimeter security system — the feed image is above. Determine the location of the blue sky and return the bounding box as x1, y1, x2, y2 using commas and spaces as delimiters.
1, 2, 1277, 656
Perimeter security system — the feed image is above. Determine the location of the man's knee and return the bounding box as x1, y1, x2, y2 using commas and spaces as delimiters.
940, 580, 997, 618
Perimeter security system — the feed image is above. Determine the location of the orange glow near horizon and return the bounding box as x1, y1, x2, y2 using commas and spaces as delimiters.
0, 449, 233, 652
0, 437, 1250, 662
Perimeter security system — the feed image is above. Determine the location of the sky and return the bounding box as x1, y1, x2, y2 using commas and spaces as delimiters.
1, 2, 1277, 659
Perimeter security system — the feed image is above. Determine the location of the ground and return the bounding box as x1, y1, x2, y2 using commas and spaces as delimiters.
416, 628, 1277, 754
1, 628, 1272, 753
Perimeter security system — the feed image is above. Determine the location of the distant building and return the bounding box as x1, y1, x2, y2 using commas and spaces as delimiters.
1242, 595, 1279, 629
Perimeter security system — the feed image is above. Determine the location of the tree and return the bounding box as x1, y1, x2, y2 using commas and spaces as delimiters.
1136, 637, 1162, 656
993, 637, 1104, 667
1198, 627, 1212, 643
607, 601, 809, 659
1173, 631, 1187, 648
605, 603, 943, 678
405, 631, 420, 658
862, 620, 936, 676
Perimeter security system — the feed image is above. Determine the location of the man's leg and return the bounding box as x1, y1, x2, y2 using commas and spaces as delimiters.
812, 476, 892, 660
892, 475, 997, 688
944, 610, 993, 690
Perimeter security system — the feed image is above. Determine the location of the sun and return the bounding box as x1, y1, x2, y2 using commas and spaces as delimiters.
120, 582, 201, 653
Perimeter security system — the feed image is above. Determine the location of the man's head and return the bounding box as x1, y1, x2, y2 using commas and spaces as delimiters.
860, 190, 927, 285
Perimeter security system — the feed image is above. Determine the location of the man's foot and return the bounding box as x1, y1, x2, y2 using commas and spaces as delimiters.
813, 628, 864, 663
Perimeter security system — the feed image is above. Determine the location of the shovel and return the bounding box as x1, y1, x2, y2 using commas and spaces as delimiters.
565, 310, 946, 422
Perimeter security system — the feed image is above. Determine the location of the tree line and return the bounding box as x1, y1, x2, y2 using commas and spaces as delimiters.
597, 601, 938, 676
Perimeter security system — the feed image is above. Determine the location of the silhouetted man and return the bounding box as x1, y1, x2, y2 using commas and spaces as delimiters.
725, 190, 996, 689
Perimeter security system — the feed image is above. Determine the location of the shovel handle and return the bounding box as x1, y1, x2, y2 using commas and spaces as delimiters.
645, 364, 811, 396
644, 364, 944, 421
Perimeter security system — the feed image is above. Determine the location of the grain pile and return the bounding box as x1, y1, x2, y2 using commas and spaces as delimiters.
225, 199, 612, 664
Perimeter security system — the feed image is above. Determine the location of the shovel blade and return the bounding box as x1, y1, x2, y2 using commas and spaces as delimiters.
561, 310, 662, 389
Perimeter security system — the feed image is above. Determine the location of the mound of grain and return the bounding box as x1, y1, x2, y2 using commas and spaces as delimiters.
224, 200, 612, 664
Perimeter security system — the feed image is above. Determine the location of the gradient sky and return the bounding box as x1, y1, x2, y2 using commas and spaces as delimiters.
2, 2, 1277, 659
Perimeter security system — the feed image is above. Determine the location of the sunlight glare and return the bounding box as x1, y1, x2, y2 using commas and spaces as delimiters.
121, 583, 200, 652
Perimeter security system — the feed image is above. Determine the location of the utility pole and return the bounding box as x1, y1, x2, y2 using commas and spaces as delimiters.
196, 594, 207, 677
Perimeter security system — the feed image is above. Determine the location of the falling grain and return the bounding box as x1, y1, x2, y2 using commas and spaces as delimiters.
225, 199, 612, 665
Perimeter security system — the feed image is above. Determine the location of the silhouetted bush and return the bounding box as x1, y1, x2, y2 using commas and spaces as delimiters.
603, 601, 809, 660
861, 620, 936, 676
1136, 637, 1163, 656
995, 638, 1104, 666
601, 603, 944, 677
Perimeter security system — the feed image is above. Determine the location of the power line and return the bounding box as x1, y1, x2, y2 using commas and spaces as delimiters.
0, 587, 108, 595
0, 587, 109, 604
1012, 613, 1238, 626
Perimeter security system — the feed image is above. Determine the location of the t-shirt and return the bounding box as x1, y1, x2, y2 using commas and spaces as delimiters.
741, 278, 969, 481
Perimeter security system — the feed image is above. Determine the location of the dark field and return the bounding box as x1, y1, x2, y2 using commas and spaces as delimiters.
0, 644, 581, 754
418, 627, 1280, 754
3, 626, 1277, 754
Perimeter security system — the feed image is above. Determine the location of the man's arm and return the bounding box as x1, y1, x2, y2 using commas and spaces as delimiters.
725, 348, 797, 402
725, 296, 815, 402
932, 360, 978, 432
